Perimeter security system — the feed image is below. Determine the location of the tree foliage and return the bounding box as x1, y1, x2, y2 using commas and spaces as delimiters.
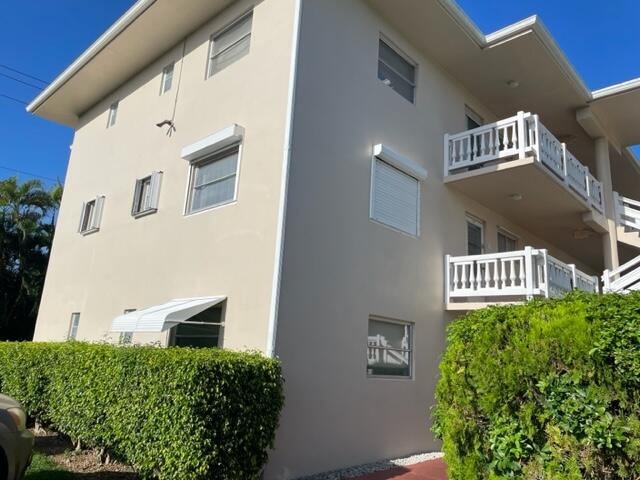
433, 292, 640, 479
0, 176, 61, 340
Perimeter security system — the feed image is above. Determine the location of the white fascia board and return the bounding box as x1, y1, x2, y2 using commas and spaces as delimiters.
592, 77, 640, 100
181, 124, 244, 162
373, 144, 428, 181
26, 0, 157, 114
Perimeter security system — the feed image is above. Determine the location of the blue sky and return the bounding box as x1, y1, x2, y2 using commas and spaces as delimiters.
0, 1, 638, 187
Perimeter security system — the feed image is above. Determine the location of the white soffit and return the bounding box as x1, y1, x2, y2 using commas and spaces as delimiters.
181, 124, 244, 162
110, 296, 226, 332
373, 144, 428, 180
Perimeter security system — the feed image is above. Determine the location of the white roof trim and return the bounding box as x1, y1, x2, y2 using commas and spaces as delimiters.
373, 144, 428, 181
26, 0, 157, 114
110, 296, 226, 332
592, 77, 640, 100
181, 124, 244, 162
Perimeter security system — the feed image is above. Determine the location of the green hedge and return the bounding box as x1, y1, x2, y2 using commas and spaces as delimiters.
433, 292, 640, 479
0, 342, 283, 479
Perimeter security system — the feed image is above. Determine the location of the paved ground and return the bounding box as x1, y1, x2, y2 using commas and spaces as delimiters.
351, 459, 447, 480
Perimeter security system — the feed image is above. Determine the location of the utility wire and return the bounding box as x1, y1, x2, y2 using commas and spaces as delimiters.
0, 165, 59, 183
0, 71, 43, 90
0, 93, 28, 105
0, 64, 48, 84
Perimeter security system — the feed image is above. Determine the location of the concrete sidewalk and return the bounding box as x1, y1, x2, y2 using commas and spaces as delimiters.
350, 458, 447, 480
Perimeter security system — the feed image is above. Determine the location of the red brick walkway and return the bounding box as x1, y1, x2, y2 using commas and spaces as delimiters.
350, 458, 447, 480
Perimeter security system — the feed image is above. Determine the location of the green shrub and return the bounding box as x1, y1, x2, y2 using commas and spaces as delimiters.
433, 292, 640, 479
0, 342, 283, 480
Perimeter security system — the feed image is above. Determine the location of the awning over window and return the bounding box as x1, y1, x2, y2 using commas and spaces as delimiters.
110, 296, 226, 333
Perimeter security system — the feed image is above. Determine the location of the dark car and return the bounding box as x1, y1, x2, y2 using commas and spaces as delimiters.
0, 394, 33, 479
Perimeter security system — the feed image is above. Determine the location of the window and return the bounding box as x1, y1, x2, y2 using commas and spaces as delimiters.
107, 101, 119, 128
119, 309, 136, 345
371, 158, 420, 236
208, 11, 252, 77
378, 38, 416, 103
367, 318, 412, 378
465, 106, 483, 130
132, 172, 162, 217
498, 229, 518, 252
68, 313, 80, 340
466, 215, 484, 255
170, 304, 224, 348
160, 63, 174, 94
187, 146, 239, 214
78, 196, 105, 235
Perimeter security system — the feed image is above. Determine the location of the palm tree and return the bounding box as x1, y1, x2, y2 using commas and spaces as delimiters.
0, 177, 61, 340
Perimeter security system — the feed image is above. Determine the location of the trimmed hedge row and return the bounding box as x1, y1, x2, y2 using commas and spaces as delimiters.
433, 292, 640, 479
0, 342, 284, 479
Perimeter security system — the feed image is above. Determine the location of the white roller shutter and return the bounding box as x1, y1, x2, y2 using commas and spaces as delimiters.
371, 158, 419, 236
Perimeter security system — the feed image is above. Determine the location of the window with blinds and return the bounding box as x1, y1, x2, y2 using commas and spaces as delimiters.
160, 63, 174, 95
370, 158, 420, 236
78, 195, 105, 235
208, 11, 252, 77
68, 313, 80, 340
378, 39, 416, 103
187, 146, 239, 214
132, 172, 162, 217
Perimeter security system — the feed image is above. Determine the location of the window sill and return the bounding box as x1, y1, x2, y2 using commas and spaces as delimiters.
184, 199, 237, 218
367, 374, 414, 381
79, 228, 99, 236
132, 208, 157, 219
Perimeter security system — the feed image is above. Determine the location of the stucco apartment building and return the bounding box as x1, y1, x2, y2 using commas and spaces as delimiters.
27, 0, 640, 478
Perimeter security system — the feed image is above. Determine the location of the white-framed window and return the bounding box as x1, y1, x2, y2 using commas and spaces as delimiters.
119, 309, 136, 345
367, 317, 412, 378
466, 215, 484, 255
377, 38, 416, 103
186, 145, 240, 214
160, 63, 174, 95
497, 228, 518, 252
370, 157, 420, 236
207, 11, 253, 78
131, 172, 162, 217
78, 195, 105, 235
169, 303, 225, 348
68, 313, 80, 340
107, 101, 119, 128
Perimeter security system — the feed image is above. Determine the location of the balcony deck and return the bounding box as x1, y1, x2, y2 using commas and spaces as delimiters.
445, 247, 599, 310
444, 112, 608, 270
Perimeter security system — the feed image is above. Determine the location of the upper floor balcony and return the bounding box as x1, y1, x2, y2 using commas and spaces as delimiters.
445, 246, 599, 310
444, 112, 608, 270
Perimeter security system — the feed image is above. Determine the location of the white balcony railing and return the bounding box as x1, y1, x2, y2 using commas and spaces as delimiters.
603, 255, 640, 293
613, 191, 640, 233
445, 247, 599, 304
444, 112, 605, 214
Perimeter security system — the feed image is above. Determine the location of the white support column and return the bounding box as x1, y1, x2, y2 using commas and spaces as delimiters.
595, 137, 619, 271
524, 246, 535, 300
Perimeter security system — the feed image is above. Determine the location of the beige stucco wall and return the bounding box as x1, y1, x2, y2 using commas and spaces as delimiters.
33, 0, 297, 351
265, 1, 594, 478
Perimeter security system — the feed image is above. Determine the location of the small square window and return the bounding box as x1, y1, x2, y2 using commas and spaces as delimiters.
68, 313, 80, 340
119, 309, 136, 345
208, 11, 252, 77
78, 196, 105, 235
367, 318, 412, 378
187, 146, 239, 214
132, 172, 162, 217
378, 39, 416, 103
160, 63, 174, 95
498, 229, 518, 252
107, 101, 119, 128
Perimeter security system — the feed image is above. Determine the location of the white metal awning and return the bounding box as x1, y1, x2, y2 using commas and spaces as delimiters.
110, 296, 226, 333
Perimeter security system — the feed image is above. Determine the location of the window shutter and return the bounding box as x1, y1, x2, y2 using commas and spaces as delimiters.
78, 202, 87, 232
371, 159, 419, 236
150, 171, 163, 210
91, 196, 105, 230
131, 179, 143, 215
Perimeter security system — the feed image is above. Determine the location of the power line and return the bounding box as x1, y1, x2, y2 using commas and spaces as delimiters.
0, 71, 43, 90
0, 166, 60, 183
0, 93, 28, 105
0, 64, 48, 84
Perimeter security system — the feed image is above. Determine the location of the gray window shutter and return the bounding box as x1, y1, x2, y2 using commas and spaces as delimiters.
150, 171, 163, 210
91, 196, 105, 230
131, 179, 142, 215
371, 159, 420, 236
78, 202, 87, 232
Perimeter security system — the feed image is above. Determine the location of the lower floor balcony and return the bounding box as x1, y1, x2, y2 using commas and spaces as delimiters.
445, 247, 599, 310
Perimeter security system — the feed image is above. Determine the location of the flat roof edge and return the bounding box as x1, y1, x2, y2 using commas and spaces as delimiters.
592, 77, 640, 100
26, 0, 157, 114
